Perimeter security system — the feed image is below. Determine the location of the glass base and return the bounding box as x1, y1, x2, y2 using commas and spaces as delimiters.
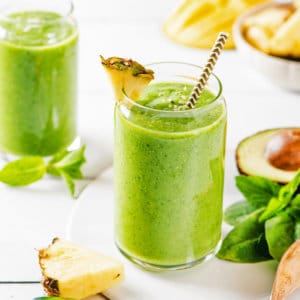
116, 240, 221, 271
0, 136, 81, 163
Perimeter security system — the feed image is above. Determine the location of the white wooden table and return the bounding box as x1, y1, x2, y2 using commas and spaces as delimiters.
1, 0, 300, 298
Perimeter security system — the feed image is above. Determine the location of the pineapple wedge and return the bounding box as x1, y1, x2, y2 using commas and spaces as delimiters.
101, 56, 154, 102
39, 238, 124, 300
163, 0, 267, 49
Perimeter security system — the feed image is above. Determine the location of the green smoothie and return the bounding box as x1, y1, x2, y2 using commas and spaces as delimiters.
115, 81, 227, 267
0, 11, 78, 156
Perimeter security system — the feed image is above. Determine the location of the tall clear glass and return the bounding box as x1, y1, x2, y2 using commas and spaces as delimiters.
114, 62, 227, 270
0, 0, 78, 157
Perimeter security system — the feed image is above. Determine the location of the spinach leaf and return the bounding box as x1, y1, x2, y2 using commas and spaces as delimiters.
217, 209, 272, 262
265, 213, 295, 261
279, 170, 300, 204
291, 194, 300, 208
295, 222, 300, 240
235, 175, 280, 208
259, 197, 286, 223
224, 201, 257, 226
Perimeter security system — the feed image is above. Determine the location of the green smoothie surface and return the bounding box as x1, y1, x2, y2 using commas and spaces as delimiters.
127, 82, 224, 133
137, 82, 215, 110
1, 11, 76, 46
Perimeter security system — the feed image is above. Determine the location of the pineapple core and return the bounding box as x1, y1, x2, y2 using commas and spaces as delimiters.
39, 238, 124, 300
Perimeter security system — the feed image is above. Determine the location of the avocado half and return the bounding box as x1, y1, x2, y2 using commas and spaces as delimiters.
236, 128, 300, 184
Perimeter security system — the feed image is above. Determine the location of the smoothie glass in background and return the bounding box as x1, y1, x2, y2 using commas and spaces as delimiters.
114, 62, 227, 270
0, 0, 78, 157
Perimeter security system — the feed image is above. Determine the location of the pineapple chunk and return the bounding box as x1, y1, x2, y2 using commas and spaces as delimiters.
269, 11, 300, 57
244, 25, 271, 52
243, 5, 294, 36
242, 4, 300, 58
39, 238, 124, 300
100, 56, 154, 102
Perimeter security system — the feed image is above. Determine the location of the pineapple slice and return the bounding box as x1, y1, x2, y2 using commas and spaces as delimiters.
39, 238, 124, 300
100, 56, 154, 102
163, 0, 267, 49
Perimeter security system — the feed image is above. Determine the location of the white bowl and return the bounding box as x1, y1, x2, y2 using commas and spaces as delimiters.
233, 2, 300, 92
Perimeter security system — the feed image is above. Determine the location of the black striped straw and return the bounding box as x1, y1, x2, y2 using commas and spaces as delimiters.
186, 32, 229, 109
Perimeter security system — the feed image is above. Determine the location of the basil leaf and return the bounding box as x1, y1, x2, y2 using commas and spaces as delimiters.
235, 175, 280, 208
265, 213, 295, 261
295, 222, 300, 240
217, 209, 272, 262
224, 201, 257, 226
0, 157, 46, 186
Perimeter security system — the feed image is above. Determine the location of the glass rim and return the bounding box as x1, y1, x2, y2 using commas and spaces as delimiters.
0, 0, 74, 24
122, 61, 223, 114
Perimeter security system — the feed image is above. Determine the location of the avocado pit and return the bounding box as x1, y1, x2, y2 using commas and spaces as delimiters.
235, 128, 300, 184
265, 129, 300, 171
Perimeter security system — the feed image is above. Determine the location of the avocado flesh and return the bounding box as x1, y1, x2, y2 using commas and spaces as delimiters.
236, 128, 299, 184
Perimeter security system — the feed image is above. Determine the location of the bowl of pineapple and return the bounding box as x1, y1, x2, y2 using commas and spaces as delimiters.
233, 0, 300, 91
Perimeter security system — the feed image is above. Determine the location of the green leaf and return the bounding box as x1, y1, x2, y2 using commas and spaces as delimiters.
59, 170, 75, 198
51, 145, 86, 170
279, 169, 300, 204
291, 194, 300, 208
259, 197, 285, 223
0, 157, 46, 186
265, 213, 295, 261
235, 175, 281, 208
217, 209, 272, 262
48, 145, 86, 179
259, 171, 300, 223
285, 207, 300, 220
295, 222, 300, 240
224, 201, 257, 226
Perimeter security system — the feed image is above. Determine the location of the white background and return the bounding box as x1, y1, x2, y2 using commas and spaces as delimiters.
1, 0, 300, 298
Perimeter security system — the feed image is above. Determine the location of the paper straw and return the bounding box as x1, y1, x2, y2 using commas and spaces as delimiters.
186, 32, 229, 109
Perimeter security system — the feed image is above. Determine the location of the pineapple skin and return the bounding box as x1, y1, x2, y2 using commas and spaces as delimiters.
100, 56, 154, 102
39, 238, 124, 300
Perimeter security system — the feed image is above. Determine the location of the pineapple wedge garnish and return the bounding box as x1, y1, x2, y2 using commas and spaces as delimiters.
101, 56, 154, 102
39, 238, 124, 300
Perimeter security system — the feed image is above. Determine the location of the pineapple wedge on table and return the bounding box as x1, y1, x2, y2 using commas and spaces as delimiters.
39, 238, 124, 300
100, 56, 154, 102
